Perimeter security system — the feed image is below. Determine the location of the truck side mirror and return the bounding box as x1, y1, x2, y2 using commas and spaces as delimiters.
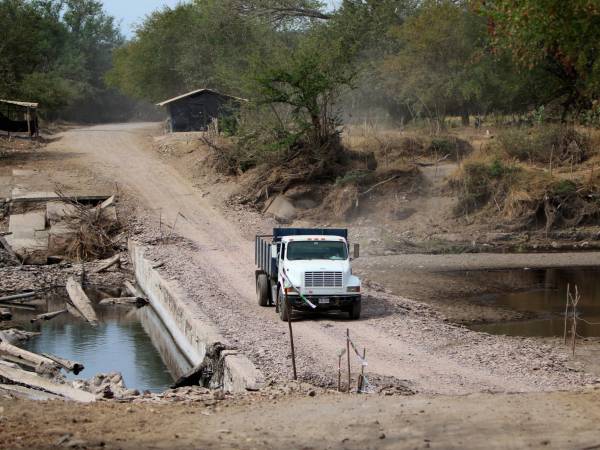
353, 243, 360, 259
271, 246, 278, 259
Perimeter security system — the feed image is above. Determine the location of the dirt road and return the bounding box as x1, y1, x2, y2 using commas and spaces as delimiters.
3, 389, 600, 450
47, 123, 591, 394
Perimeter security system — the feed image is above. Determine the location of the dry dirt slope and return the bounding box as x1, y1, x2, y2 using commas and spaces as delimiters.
44, 123, 591, 394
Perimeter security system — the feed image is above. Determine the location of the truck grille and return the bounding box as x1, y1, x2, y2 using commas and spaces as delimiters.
304, 272, 343, 288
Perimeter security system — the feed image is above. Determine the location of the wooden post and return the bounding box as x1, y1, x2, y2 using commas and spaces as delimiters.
564, 283, 570, 345
571, 286, 579, 356
358, 348, 366, 392
26, 107, 31, 137
285, 290, 297, 380
346, 328, 351, 393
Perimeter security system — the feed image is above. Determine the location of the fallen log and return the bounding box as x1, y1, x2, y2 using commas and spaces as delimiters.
124, 281, 145, 298
0, 383, 62, 401
0, 365, 95, 402
99, 195, 115, 210
92, 254, 121, 274
66, 302, 84, 319
0, 340, 58, 369
0, 329, 40, 345
30, 309, 68, 324
0, 308, 12, 320
99, 297, 148, 307
0, 292, 36, 302
0, 359, 19, 369
66, 277, 98, 325
42, 353, 84, 374
0, 302, 36, 311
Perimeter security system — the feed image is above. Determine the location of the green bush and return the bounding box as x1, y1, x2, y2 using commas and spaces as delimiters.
552, 179, 577, 195
334, 170, 373, 187
454, 159, 520, 215
497, 125, 590, 164
427, 136, 472, 160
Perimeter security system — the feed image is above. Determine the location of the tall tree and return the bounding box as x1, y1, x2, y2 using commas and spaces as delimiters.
482, 0, 600, 119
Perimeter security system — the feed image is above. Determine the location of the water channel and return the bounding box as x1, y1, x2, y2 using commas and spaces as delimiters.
12, 290, 192, 392
467, 267, 600, 337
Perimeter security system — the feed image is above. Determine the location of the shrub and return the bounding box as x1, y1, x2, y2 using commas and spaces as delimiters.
453, 158, 520, 215
497, 125, 590, 165
427, 136, 472, 160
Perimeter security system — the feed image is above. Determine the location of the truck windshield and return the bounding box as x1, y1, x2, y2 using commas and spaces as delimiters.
287, 241, 348, 261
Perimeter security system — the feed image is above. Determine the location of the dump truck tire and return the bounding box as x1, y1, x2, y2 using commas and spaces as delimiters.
278, 291, 290, 322
257, 274, 269, 307
348, 299, 361, 320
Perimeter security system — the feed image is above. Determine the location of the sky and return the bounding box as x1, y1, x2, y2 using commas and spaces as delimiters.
102, 0, 342, 38
102, 0, 182, 37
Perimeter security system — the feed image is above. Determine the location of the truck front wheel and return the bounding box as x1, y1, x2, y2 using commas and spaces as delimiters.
348, 299, 361, 320
256, 274, 270, 307
278, 291, 290, 322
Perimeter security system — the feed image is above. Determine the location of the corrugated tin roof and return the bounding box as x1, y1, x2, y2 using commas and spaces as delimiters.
156, 88, 246, 107
0, 99, 39, 108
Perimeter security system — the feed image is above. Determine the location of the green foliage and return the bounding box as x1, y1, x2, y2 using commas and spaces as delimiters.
552, 179, 577, 196
482, 0, 600, 118
0, 0, 124, 119
497, 125, 590, 164
454, 158, 520, 215
108, 0, 274, 103
379, 1, 536, 126
253, 28, 356, 149
334, 170, 372, 187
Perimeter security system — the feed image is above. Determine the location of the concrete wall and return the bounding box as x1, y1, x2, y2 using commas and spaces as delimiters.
129, 240, 264, 392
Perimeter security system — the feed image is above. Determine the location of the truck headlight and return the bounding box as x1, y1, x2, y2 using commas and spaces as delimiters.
347, 286, 360, 293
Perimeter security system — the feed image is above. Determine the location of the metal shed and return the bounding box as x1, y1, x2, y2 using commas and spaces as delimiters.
156, 89, 245, 132
0, 99, 39, 137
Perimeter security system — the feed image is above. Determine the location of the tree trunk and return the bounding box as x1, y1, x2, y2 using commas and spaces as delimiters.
66, 277, 98, 325
0, 365, 95, 402
461, 111, 470, 127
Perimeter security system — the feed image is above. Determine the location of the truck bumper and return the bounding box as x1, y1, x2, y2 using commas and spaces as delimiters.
288, 295, 361, 311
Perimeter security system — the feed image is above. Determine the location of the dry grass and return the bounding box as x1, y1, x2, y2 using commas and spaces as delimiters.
452, 147, 600, 230
343, 124, 472, 165
55, 190, 122, 261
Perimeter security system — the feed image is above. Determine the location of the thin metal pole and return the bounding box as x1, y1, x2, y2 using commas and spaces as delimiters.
338, 353, 342, 392
286, 290, 297, 380
346, 328, 351, 393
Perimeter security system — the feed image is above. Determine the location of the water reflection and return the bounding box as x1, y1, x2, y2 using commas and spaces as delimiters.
469, 267, 600, 337
19, 289, 191, 392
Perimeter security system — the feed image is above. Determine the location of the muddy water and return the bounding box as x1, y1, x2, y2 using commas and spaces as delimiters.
15, 291, 192, 392
468, 267, 600, 337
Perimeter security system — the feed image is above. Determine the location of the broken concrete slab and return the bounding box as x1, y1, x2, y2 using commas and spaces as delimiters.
46, 201, 78, 224
8, 211, 46, 238
4, 235, 48, 265
48, 222, 77, 256
12, 169, 37, 177
10, 188, 110, 204
264, 195, 297, 222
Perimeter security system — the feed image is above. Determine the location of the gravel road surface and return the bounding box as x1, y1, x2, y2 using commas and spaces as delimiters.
46, 123, 595, 395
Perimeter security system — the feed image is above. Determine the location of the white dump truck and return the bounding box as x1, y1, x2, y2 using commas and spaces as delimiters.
255, 228, 362, 321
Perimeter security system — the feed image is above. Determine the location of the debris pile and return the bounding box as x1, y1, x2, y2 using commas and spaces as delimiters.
2, 193, 121, 265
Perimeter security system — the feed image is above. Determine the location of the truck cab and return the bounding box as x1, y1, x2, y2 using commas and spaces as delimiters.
255, 228, 362, 321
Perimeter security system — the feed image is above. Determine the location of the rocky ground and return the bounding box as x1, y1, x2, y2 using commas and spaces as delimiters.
3, 388, 600, 449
